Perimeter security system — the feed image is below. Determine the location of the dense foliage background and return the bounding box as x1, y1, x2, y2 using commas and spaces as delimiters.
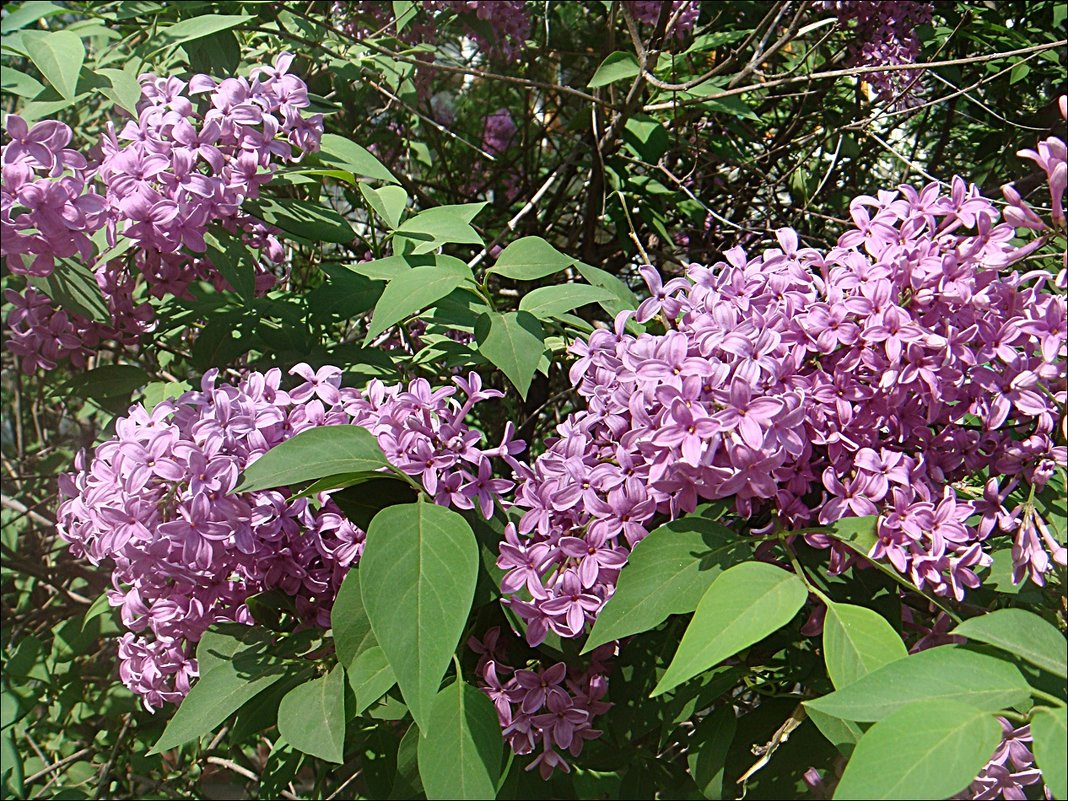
1, 1, 1065, 799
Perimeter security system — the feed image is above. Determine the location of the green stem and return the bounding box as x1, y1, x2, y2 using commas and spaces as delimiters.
470, 278, 497, 311
1031, 688, 1067, 708
388, 465, 429, 498
779, 535, 832, 605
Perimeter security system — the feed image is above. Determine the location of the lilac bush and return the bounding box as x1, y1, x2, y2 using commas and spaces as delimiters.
3, 4, 1065, 799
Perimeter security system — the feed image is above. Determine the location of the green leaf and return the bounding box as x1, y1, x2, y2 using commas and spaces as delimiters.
312, 265, 384, 321
687, 706, 736, 799
392, 723, 424, 798
588, 51, 640, 87
360, 500, 479, 730
807, 708, 863, 757
652, 563, 807, 696
393, 0, 417, 33
319, 133, 399, 183
953, 609, 1066, 679
80, 592, 112, 631
396, 204, 486, 255
365, 261, 474, 342
347, 646, 397, 715
245, 197, 354, 244
260, 740, 303, 801
0, 66, 44, 97
825, 516, 879, 554
66, 364, 149, 400
183, 27, 240, 75
96, 67, 142, 115
474, 311, 545, 399
1010, 62, 1031, 84
832, 701, 1001, 800
288, 167, 358, 185
487, 236, 575, 280
4, 636, 43, 682
1031, 706, 1067, 800
277, 665, 347, 763
152, 627, 286, 752
1035, 471, 1066, 545
330, 477, 419, 531
331, 569, 376, 669
576, 262, 642, 320
623, 116, 669, 161
158, 14, 252, 46
823, 602, 907, 689
684, 29, 751, 54
418, 680, 502, 800
26, 258, 110, 323
142, 380, 192, 412
701, 94, 759, 121
1, 2, 65, 35
190, 312, 251, 370
289, 472, 395, 501
805, 647, 1031, 722
347, 254, 416, 282
518, 284, 616, 320
22, 30, 84, 100
49, 615, 101, 662
360, 184, 408, 229
583, 515, 752, 653
236, 426, 390, 493
204, 229, 256, 302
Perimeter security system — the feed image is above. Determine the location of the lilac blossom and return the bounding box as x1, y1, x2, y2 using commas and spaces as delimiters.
470, 627, 612, 779
3, 53, 323, 371
56, 366, 517, 711
482, 108, 517, 156
499, 113, 1067, 650
821, 1, 934, 107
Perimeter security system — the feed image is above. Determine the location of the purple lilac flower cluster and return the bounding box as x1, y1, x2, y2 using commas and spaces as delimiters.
2, 53, 322, 373
471, 627, 613, 779
56, 366, 518, 710
3, 286, 103, 373
625, 1, 700, 39
482, 108, 518, 156
499, 160, 1066, 647
822, 1, 934, 106
1, 116, 106, 276
94, 52, 322, 299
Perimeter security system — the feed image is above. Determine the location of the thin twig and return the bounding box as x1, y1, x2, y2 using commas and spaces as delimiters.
1, 493, 55, 528
94, 713, 132, 799
204, 756, 301, 801
326, 764, 364, 800
469, 159, 571, 269
643, 39, 1067, 111
23, 747, 94, 786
